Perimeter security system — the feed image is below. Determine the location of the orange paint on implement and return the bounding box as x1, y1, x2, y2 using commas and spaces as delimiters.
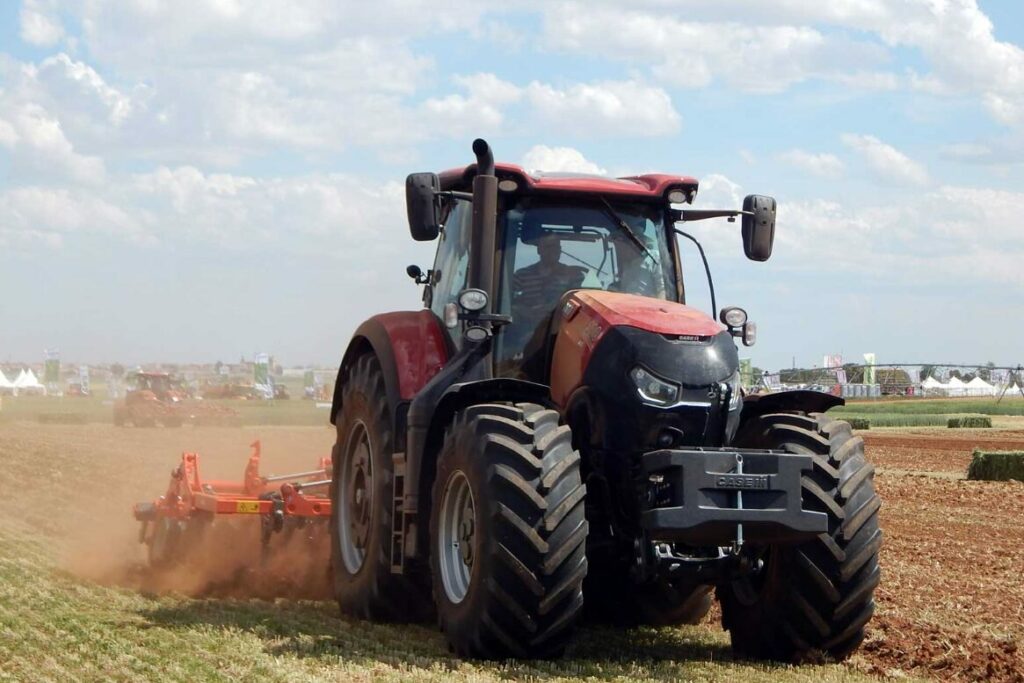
133, 440, 332, 526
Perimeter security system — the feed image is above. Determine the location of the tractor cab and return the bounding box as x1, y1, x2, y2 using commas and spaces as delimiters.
496, 197, 679, 379
424, 186, 682, 380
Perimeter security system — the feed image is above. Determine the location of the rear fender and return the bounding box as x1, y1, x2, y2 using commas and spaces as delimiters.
330, 311, 451, 433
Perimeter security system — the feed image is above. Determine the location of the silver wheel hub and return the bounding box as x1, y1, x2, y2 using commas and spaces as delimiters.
338, 421, 373, 574
439, 470, 476, 604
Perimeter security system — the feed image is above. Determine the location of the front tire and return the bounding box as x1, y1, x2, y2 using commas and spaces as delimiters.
430, 403, 588, 659
330, 354, 424, 621
719, 412, 882, 662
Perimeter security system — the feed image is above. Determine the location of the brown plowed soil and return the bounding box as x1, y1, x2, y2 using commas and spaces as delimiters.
854, 431, 1024, 682
4, 423, 1022, 681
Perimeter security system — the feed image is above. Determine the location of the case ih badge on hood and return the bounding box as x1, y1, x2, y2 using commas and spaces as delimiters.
319, 139, 881, 662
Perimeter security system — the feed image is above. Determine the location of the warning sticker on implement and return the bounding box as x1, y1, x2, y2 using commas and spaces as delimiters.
236, 501, 260, 514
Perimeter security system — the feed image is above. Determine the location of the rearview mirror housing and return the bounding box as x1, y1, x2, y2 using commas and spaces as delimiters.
741, 194, 776, 261
406, 172, 441, 241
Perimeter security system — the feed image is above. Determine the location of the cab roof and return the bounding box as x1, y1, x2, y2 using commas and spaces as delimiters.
438, 163, 699, 202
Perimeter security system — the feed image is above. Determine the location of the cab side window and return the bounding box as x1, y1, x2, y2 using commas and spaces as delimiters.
429, 200, 471, 322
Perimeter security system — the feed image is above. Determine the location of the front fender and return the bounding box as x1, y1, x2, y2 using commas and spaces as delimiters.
740, 390, 844, 425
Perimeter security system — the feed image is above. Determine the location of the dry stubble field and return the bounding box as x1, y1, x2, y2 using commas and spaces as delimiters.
0, 419, 1021, 682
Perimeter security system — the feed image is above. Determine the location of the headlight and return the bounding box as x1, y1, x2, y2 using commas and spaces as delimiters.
630, 366, 679, 406
667, 188, 688, 204
742, 321, 757, 347
457, 288, 488, 312
719, 306, 747, 328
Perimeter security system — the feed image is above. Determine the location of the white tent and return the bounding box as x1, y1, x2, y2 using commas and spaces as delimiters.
0, 369, 13, 394
966, 376, 996, 396
945, 376, 967, 396
13, 368, 46, 395
921, 376, 945, 389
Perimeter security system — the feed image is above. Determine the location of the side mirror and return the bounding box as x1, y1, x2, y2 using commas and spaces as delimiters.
406, 172, 441, 241
741, 194, 776, 261
406, 264, 429, 284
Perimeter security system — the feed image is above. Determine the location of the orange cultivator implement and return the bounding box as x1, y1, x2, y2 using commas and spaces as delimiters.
133, 441, 331, 569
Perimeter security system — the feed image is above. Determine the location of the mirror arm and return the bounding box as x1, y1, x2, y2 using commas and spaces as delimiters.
674, 229, 717, 317
437, 190, 473, 202
676, 208, 754, 222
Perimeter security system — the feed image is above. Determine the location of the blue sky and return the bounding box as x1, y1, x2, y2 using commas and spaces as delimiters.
1, 1, 1022, 370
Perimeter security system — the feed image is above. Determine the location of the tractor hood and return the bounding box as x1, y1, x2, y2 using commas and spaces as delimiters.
550, 290, 740, 408
567, 290, 725, 338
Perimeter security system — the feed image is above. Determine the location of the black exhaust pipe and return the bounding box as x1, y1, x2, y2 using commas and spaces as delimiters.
473, 138, 495, 177
468, 139, 497, 314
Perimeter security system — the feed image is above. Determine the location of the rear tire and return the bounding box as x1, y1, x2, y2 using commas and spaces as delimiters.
330, 354, 425, 621
719, 412, 882, 662
430, 403, 588, 659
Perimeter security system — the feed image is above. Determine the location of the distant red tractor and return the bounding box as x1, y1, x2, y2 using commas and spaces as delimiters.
114, 372, 187, 427
326, 139, 881, 662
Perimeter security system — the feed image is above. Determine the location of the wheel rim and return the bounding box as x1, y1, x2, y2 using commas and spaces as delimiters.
438, 470, 476, 604
338, 420, 373, 574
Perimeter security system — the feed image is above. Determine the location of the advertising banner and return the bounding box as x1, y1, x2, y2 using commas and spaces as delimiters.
739, 358, 753, 387
863, 353, 876, 385
44, 350, 60, 384
254, 353, 270, 386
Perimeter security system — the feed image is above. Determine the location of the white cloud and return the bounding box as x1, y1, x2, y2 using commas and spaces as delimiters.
779, 149, 845, 178
0, 186, 146, 248
2, 103, 106, 184
542, 3, 895, 94
19, 1, 65, 47
0, 162, 423, 264
37, 54, 136, 126
539, 0, 1024, 127
424, 75, 681, 138
521, 145, 606, 175
680, 166, 1024, 287
525, 80, 681, 136
841, 133, 928, 186
422, 73, 522, 132
0, 118, 19, 148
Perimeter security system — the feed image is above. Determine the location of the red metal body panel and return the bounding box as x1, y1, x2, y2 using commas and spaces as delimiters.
372, 310, 450, 400
549, 291, 724, 406
439, 163, 698, 200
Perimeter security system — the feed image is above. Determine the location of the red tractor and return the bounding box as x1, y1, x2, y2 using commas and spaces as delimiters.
328, 140, 880, 661
114, 371, 187, 427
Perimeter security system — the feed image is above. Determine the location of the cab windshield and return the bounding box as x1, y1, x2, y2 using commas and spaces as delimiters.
495, 196, 677, 375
